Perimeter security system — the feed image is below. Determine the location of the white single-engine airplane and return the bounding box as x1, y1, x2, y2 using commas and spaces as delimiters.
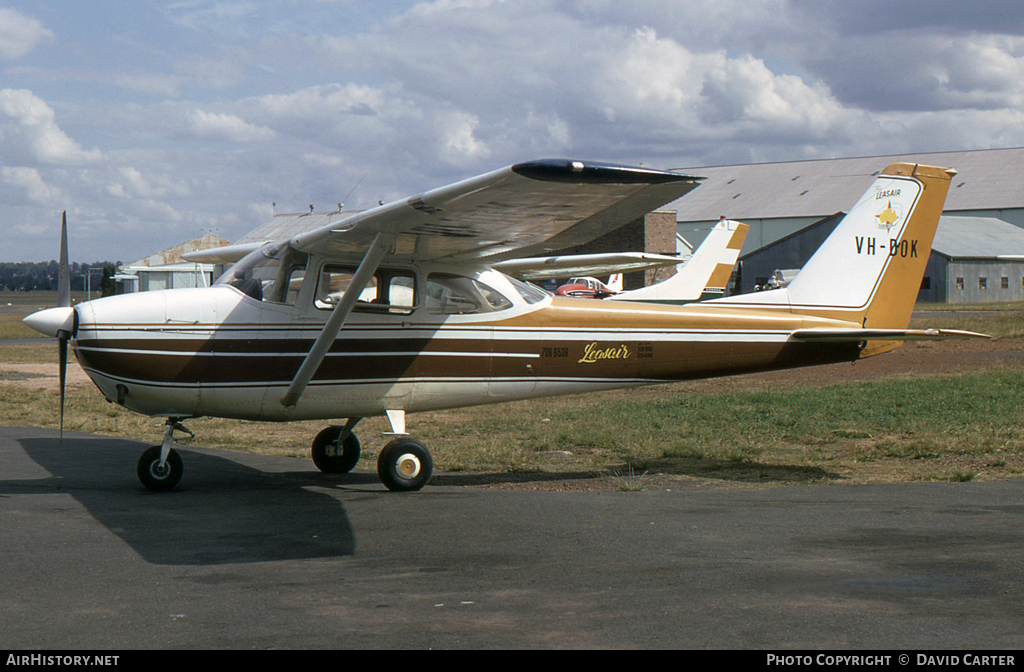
25, 159, 985, 492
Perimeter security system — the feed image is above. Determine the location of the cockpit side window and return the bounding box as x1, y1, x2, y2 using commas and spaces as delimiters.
314, 265, 416, 315
425, 273, 513, 314
215, 243, 308, 305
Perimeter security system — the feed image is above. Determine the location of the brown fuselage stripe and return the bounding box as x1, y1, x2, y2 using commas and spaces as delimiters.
74, 335, 860, 387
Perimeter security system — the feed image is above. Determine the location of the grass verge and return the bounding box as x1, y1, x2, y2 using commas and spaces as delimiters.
1, 368, 1020, 489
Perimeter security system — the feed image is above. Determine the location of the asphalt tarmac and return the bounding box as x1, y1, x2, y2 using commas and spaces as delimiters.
2, 425, 1023, 650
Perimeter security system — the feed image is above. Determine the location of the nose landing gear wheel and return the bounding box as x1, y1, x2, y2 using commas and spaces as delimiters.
137, 445, 183, 492
377, 438, 433, 492
312, 426, 361, 474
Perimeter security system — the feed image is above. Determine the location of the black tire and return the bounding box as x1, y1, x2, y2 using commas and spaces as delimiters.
137, 445, 183, 492
311, 426, 361, 474
377, 438, 433, 492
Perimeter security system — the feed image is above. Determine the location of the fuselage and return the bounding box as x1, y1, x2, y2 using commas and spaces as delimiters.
69, 261, 863, 422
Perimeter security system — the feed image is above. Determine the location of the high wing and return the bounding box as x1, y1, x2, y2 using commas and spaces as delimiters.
289, 159, 701, 263
493, 251, 687, 281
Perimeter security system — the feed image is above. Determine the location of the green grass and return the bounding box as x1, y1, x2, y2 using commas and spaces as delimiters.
413, 372, 1024, 483
2, 366, 1021, 487
911, 301, 1024, 338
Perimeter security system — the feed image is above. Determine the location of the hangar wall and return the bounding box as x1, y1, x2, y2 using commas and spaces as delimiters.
945, 260, 1024, 303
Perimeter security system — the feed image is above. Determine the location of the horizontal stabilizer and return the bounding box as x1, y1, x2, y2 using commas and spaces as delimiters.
790, 327, 990, 342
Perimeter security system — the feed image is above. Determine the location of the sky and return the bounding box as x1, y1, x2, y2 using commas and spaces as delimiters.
4, 1, 1024, 262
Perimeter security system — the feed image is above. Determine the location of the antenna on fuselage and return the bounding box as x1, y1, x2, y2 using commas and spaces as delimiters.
339, 172, 368, 210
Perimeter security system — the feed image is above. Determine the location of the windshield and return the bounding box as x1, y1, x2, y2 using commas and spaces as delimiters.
215, 242, 309, 304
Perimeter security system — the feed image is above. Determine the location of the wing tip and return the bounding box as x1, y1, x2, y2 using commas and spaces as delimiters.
511, 159, 702, 185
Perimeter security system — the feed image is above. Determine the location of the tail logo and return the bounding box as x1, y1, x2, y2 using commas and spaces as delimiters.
875, 199, 902, 230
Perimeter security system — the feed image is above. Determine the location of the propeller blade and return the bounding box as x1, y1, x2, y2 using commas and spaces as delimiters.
58, 211, 70, 308
58, 334, 67, 442
57, 211, 71, 441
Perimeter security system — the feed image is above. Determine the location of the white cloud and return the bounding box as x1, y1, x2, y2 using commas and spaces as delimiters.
188, 109, 276, 142
0, 89, 102, 165
589, 27, 854, 156
798, 31, 1024, 113
0, 166, 59, 205
436, 110, 489, 162
0, 7, 54, 60
9, 1, 1024, 262
107, 166, 190, 200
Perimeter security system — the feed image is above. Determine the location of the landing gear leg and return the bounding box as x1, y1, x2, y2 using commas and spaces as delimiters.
137, 418, 191, 491
312, 417, 362, 474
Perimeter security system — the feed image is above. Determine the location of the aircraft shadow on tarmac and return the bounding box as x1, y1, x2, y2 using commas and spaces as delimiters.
5, 434, 357, 566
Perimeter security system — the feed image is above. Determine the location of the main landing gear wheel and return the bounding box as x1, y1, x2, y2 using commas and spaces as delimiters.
311, 426, 361, 474
137, 445, 183, 492
377, 438, 433, 492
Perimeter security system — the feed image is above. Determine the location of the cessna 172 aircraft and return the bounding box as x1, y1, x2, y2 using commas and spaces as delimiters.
24, 159, 984, 493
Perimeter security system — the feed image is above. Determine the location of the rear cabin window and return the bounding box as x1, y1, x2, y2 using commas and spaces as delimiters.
314, 266, 416, 315
425, 273, 513, 314
506, 275, 549, 305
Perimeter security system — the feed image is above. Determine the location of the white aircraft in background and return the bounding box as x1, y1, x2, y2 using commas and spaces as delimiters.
25, 159, 985, 493
608, 218, 748, 304
504, 217, 748, 302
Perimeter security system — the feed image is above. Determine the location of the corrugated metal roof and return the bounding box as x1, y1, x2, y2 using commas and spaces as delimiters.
123, 232, 234, 267
934, 215, 1024, 259
235, 210, 365, 245
668, 147, 1024, 221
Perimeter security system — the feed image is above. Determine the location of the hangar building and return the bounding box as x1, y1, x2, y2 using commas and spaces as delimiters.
738, 214, 1024, 303
666, 147, 1024, 302
114, 232, 232, 293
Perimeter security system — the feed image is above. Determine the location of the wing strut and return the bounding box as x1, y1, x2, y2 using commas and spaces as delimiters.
280, 232, 394, 408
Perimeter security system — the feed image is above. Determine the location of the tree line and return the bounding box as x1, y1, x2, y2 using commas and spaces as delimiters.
0, 261, 118, 295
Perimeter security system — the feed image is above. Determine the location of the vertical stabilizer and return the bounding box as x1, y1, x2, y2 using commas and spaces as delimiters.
711, 163, 954, 331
